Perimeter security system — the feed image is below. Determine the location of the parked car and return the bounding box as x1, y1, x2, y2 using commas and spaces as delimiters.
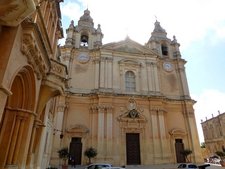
178, 163, 198, 169
85, 163, 112, 169
102, 167, 125, 169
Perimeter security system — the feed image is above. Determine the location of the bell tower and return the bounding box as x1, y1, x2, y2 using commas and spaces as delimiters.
65, 9, 103, 49
146, 20, 181, 58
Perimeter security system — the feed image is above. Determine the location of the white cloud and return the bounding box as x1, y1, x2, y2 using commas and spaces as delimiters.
60, 0, 225, 50
192, 89, 225, 143
61, 2, 81, 20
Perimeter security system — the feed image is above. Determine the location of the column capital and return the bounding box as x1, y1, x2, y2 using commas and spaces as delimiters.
0, 84, 12, 96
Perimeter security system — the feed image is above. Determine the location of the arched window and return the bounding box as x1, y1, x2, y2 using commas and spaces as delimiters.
161, 44, 168, 56
125, 71, 136, 92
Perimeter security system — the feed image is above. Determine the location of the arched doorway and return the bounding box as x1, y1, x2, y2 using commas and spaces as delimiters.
0, 66, 36, 168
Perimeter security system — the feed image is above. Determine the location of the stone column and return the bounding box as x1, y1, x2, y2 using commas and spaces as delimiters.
90, 106, 98, 146
99, 58, 105, 88
7, 115, 23, 164
107, 58, 113, 89
106, 106, 113, 157
14, 110, 34, 168
93, 58, 100, 89
185, 110, 202, 163
158, 110, 170, 160
146, 62, 153, 92
136, 69, 141, 92
152, 62, 160, 92
179, 67, 190, 97
26, 120, 39, 168
12, 116, 25, 164
97, 106, 105, 156
151, 110, 160, 160
105, 58, 108, 88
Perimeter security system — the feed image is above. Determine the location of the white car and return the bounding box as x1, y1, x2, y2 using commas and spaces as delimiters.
85, 163, 112, 169
178, 163, 198, 169
102, 167, 125, 169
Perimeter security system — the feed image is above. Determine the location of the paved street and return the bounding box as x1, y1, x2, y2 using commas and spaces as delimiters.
65, 163, 223, 169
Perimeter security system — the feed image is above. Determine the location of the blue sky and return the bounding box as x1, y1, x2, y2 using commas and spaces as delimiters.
59, 0, 225, 143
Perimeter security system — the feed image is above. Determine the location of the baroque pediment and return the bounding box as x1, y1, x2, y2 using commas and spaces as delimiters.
103, 37, 156, 55
117, 98, 147, 123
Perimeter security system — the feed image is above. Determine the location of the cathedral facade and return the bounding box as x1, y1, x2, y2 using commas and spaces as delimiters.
52, 9, 203, 166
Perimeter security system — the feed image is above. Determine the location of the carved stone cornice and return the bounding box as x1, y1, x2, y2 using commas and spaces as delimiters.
150, 107, 166, 113
49, 59, 67, 80
21, 22, 67, 93
0, 0, 35, 26
146, 61, 157, 66
90, 104, 113, 112
21, 22, 50, 79
100, 56, 113, 61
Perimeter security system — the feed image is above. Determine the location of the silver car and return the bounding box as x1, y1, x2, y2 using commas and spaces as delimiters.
85, 163, 112, 169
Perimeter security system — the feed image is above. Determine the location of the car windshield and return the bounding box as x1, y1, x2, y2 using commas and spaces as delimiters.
87, 164, 112, 169
178, 164, 186, 168
188, 165, 197, 168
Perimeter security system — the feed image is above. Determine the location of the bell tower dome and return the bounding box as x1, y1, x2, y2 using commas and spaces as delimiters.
65, 9, 103, 49
146, 20, 181, 58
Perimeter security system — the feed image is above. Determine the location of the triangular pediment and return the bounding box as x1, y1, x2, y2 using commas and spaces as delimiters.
103, 37, 157, 56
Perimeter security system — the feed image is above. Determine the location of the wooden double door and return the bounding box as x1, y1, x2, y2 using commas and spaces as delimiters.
69, 137, 82, 165
175, 139, 185, 163
126, 133, 141, 165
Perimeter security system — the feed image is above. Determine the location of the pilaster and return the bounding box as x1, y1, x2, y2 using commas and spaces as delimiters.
153, 62, 160, 92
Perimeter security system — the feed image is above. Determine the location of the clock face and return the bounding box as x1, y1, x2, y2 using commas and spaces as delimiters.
77, 53, 90, 63
163, 62, 173, 71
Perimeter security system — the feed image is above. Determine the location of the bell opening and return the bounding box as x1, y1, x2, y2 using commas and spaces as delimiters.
80, 35, 89, 47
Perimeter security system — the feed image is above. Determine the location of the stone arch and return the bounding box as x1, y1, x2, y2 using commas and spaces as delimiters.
0, 65, 36, 168
8, 66, 36, 110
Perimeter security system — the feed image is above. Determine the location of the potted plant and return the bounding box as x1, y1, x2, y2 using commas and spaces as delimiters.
180, 149, 192, 162
84, 147, 97, 164
215, 151, 225, 167
57, 147, 69, 169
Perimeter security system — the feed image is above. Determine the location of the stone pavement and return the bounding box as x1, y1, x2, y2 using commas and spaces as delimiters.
66, 163, 223, 169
